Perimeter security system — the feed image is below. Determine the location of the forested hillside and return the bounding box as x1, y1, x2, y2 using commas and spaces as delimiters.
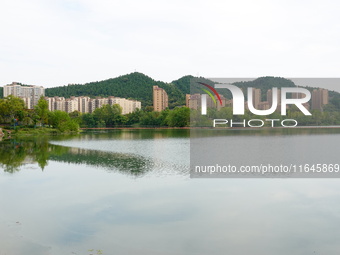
45, 72, 185, 108
233, 77, 296, 100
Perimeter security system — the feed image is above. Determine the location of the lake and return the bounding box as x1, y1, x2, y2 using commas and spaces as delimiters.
1, 129, 340, 255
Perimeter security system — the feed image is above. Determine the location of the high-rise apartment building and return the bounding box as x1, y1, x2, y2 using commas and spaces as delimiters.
108, 97, 141, 115
153, 86, 168, 112
267, 88, 281, 106
292, 91, 306, 99
266, 88, 281, 111
65, 97, 79, 113
311, 89, 329, 110
186, 93, 227, 111
185, 94, 191, 108
252, 88, 261, 109
79, 96, 91, 113
54, 97, 66, 111
3, 82, 45, 109
186, 94, 201, 110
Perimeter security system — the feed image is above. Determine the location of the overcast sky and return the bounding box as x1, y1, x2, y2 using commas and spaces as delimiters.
1, 0, 340, 91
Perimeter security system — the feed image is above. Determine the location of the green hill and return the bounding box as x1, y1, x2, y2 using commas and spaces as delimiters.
171, 75, 194, 95
45, 73, 222, 108
232, 76, 296, 101
45, 72, 185, 108
233, 76, 296, 90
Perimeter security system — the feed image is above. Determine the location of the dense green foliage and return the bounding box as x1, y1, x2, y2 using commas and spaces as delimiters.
35, 97, 49, 125
48, 110, 79, 132
0, 94, 190, 130
166, 107, 190, 127
171, 75, 194, 94
80, 106, 190, 128
0, 95, 26, 124
329, 92, 340, 110
0, 96, 79, 132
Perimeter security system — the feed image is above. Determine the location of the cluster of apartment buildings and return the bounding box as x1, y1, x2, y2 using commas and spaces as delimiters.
3, 82, 141, 114
186, 88, 329, 112
47, 86, 168, 114
46, 96, 141, 114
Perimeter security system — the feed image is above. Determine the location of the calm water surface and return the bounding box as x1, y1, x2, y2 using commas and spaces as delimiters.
1, 129, 340, 255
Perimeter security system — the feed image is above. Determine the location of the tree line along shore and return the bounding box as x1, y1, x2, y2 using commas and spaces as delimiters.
0, 95, 190, 136
0, 94, 339, 138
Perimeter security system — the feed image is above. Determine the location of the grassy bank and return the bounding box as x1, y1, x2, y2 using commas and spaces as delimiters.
1, 127, 79, 138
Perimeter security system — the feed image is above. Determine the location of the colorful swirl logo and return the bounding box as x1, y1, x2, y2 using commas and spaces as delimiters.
198, 82, 222, 106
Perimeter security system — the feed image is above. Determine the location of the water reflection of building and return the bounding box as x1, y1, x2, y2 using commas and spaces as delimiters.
22, 156, 36, 164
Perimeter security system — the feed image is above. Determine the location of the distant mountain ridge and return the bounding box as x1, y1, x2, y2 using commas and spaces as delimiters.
44, 74, 300, 107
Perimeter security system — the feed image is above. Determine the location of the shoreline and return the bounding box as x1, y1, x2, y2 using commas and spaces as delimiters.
80, 126, 340, 130
80, 127, 190, 130
1, 126, 339, 140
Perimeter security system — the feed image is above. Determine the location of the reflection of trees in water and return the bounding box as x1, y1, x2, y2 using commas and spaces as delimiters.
0, 138, 69, 173
0, 138, 152, 176
50, 147, 153, 176
0, 141, 27, 173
